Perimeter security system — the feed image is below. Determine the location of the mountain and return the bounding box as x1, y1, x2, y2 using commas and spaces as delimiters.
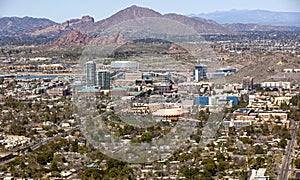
26, 16, 94, 36
93, 5, 162, 31
0, 16, 56, 36
162, 14, 228, 34
1, 6, 299, 46
26, 5, 228, 37
190, 10, 300, 27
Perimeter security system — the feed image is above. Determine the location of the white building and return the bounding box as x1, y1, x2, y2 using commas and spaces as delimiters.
111, 61, 138, 69
261, 81, 291, 90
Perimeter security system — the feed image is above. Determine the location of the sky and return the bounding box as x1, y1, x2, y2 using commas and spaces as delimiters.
0, 0, 299, 22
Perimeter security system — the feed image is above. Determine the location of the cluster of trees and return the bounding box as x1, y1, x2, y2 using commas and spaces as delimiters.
79, 157, 134, 179
290, 95, 300, 121
178, 153, 231, 179
1, 96, 73, 137
106, 112, 170, 143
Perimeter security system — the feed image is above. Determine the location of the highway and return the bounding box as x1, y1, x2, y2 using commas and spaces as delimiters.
278, 121, 298, 180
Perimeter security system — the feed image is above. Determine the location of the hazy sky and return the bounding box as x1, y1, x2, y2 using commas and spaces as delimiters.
1, 0, 299, 22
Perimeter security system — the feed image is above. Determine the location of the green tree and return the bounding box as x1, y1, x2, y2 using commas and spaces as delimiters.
71, 140, 79, 152
255, 145, 264, 154
9, 123, 26, 136
202, 158, 217, 175
82, 168, 104, 179
280, 101, 290, 110
295, 158, 300, 169
141, 131, 153, 142
279, 138, 287, 149
240, 137, 252, 144
50, 160, 59, 172
180, 167, 200, 179
37, 151, 53, 165
218, 160, 226, 172
252, 157, 265, 169
106, 158, 125, 170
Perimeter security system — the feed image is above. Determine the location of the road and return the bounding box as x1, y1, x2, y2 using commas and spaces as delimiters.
278, 121, 298, 180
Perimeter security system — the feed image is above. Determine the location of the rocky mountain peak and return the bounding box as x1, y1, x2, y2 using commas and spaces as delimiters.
116, 5, 162, 18
81, 16, 94, 23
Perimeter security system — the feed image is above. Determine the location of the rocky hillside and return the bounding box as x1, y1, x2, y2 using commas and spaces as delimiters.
53, 31, 126, 46
0, 16, 56, 36
26, 16, 94, 36
53, 30, 90, 46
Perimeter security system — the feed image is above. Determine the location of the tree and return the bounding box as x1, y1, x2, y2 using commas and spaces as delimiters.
290, 110, 300, 121
240, 137, 252, 144
37, 151, 53, 165
202, 158, 217, 175
141, 131, 152, 142
229, 126, 236, 136
242, 125, 254, 134
107, 167, 120, 178
218, 160, 226, 172
50, 160, 59, 172
9, 123, 26, 136
106, 158, 125, 170
45, 130, 55, 137
71, 140, 79, 152
295, 158, 300, 169
252, 157, 265, 169
279, 138, 287, 149
255, 145, 264, 154
82, 168, 104, 179
119, 166, 134, 178
280, 101, 290, 111
180, 167, 200, 179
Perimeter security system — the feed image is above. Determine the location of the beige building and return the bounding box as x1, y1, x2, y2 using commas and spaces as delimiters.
125, 72, 143, 81
257, 111, 288, 121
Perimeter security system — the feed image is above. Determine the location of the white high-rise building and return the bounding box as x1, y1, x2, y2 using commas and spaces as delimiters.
194, 64, 207, 81
86, 61, 96, 87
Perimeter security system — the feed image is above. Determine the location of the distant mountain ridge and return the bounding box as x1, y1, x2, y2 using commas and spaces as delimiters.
26, 5, 228, 36
26, 15, 95, 36
0, 6, 299, 46
0, 16, 56, 36
190, 9, 300, 27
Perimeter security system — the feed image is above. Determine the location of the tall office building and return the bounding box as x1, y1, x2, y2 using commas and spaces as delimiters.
242, 76, 253, 90
194, 64, 207, 81
86, 61, 96, 87
97, 70, 110, 90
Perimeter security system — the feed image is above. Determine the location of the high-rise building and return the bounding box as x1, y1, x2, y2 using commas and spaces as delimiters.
86, 61, 96, 87
97, 70, 110, 90
242, 76, 253, 90
194, 64, 207, 81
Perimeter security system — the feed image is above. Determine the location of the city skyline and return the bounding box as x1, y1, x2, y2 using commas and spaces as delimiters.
0, 0, 299, 22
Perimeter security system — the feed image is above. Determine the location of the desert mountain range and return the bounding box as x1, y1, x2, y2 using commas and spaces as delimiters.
1, 5, 299, 38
